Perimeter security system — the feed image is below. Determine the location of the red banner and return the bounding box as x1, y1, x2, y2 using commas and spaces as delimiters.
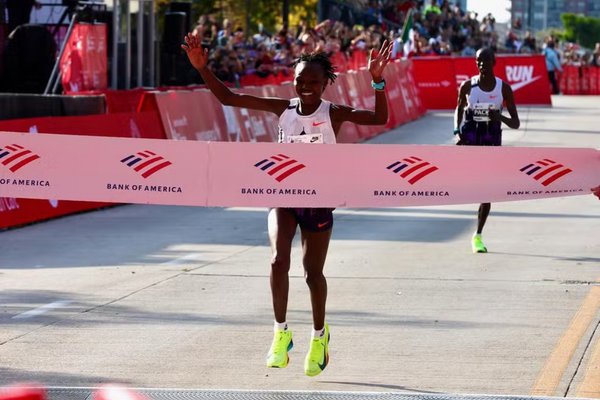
497, 55, 552, 105
452, 57, 480, 90
411, 57, 458, 110
413, 55, 553, 109
60, 24, 108, 92
0, 112, 165, 229
150, 90, 230, 142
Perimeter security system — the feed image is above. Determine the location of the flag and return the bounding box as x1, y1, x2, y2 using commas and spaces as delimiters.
401, 8, 415, 57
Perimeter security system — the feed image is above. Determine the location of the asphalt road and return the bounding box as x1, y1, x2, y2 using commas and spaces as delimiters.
1, 96, 599, 397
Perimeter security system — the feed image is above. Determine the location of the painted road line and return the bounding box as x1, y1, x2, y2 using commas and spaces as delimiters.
12, 300, 74, 319
575, 310, 600, 398
162, 253, 202, 265
530, 284, 600, 396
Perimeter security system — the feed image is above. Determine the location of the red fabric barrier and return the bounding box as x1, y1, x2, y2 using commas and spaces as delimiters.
394, 60, 426, 120
322, 75, 360, 143
341, 71, 374, 139
356, 68, 385, 138
381, 62, 404, 130
411, 57, 458, 110
496, 55, 552, 105
558, 70, 567, 95
562, 66, 600, 96
236, 87, 280, 142
331, 52, 348, 74
581, 66, 590, 95
565, 65, 580, 95
66, 89, 146, 114
105, 88, 146, 113
452, 56, 480, 89
60, 24, 108, 92
413, 55, 553, 109
0, 112, 166, 230
590, 67, 599, 95
349, 51, 368, 72
150, 90, 229, 141
0, 385, 46, 400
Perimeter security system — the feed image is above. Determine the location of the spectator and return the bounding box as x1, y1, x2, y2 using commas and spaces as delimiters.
542, 41, 562, 95
462, 38, 476, 57
193, 0, 595, 87
522, 31, 536, 53
591, 43, 599, 67
423, 0, 442, 17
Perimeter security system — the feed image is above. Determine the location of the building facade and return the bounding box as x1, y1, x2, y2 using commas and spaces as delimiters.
511, 0, 600, 31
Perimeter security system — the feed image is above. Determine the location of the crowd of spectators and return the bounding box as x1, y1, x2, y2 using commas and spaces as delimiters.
190, 0, 599, 85
191, 0, 508, 84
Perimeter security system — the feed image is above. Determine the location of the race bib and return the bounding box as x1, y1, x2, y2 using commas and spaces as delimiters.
473, 103, 494, 122
288, 134, 323, 144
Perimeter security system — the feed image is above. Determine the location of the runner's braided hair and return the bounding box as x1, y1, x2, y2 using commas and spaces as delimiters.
293, 52, 337, 85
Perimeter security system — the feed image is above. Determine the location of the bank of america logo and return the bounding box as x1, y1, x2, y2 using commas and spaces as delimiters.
254, 154, 305, 182
0, 144, 40, 172
120, 150, 172, 178
520, 159, 572, 186
387, 156, 439, 185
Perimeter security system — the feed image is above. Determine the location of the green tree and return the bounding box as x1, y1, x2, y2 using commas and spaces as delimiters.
155, 0, 317, 38
561, 13, 600, 49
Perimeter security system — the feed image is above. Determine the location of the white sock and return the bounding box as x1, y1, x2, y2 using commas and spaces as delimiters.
274, 321, 288, 331
473, 233, 482, 238
312, 327, 325, 339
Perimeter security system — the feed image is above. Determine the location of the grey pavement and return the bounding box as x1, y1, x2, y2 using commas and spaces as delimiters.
0, 96, 599, 397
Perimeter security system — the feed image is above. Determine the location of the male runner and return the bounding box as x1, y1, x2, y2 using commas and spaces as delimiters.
454, 48, 520, 253
182, 33, 392, 376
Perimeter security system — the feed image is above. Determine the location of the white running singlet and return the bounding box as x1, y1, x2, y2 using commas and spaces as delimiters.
466, 76, 504, 122
278, 98, 337, 144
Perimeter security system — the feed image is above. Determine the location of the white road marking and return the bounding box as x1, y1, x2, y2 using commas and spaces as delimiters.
12, 300, 73, 319
162, 253, 202, 265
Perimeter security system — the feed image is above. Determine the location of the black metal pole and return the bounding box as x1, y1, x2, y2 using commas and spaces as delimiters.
0, 0, 6, 24
45, 11, 79, 94
527, 0, 533, 31
317, 0, 324, 23
246, 0, 251, 39
283, 0, 289, 27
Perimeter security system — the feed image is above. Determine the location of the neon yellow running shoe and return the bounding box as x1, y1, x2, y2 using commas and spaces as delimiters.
304, 324, 330, 377
266, 329, 293, 368
472, 236, 488, 253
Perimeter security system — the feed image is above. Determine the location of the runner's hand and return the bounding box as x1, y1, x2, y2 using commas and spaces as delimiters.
592, 186, 600, 200
182, 33, 209, 70
368, 40, 393, 80
489, 109, 501, 122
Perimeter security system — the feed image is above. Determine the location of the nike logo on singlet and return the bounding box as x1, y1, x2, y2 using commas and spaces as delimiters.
313, 121, 326, 127
490, 95, 498, 99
